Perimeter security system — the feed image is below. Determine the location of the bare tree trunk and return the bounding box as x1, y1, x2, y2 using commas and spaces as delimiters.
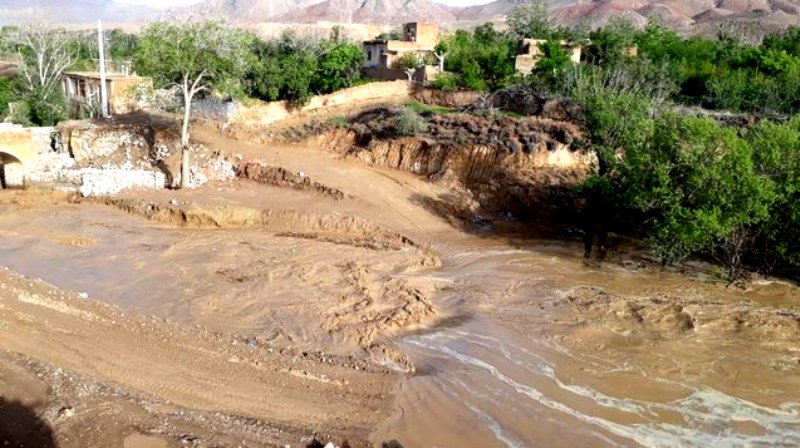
180, 81, 192, 189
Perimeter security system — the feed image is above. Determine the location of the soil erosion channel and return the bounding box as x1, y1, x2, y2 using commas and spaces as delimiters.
2, 130, 800, 447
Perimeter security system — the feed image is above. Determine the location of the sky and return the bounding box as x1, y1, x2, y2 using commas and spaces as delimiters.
116, 0, 496, 9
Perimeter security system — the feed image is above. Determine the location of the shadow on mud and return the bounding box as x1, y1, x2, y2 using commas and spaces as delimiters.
0, 397, 56, 448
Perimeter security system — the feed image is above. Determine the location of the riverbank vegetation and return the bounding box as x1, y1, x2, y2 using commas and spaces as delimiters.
423, 3, 800, 280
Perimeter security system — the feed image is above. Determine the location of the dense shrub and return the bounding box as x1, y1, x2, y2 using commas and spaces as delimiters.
394, 112, 427, 136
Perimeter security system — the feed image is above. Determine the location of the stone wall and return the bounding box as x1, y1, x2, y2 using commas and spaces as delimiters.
192, 98, 238, 122
0, 124, 54, 188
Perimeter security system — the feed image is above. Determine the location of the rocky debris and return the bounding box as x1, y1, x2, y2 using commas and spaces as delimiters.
57, 406, 75, 419
235, 162, 348, 200
57, 112, 179, 168
185, 147, 237, 189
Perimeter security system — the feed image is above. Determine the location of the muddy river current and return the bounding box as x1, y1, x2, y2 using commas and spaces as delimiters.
1, 202, 799, 448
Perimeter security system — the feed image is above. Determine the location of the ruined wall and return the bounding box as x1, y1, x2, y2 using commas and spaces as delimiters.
363, 68, 408, 81
202, 81, 413, 128
0, 124, 54, 188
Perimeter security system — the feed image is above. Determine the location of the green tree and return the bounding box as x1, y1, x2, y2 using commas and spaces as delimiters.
107, 29, 138, 60
507, 0, 553, 39
134, 20, 253, 188
436, 24, 517, 92
586, 18, 637, 66
528, 40, 573, 93
747, 118, 800, 272
280, 52, 317, 107
0, 77, 14, 118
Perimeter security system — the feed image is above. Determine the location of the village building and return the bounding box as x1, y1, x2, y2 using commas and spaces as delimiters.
362, 22, 441, 82
514, 39, 583, 75
62, 62, 152, 117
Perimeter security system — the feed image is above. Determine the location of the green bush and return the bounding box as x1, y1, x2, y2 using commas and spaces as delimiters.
430, 73, 461, 91
405, 102, 453, 115
325, 116, 349, 127
394, 112, 427, 136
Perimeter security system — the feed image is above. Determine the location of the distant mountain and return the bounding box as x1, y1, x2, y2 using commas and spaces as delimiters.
277, 0, 458, 25
0, 0, 156, 24
3, 0, 800, 37
186, 0, 322, 23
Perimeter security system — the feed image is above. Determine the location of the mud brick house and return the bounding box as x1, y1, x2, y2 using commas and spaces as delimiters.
62, 67, 152, 117
363, 22, 440, 81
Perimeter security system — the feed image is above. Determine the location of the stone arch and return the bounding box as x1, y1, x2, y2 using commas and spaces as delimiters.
0, 151, 25, 189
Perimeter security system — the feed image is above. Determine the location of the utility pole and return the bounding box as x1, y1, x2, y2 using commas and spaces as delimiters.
97, 20, 109, 118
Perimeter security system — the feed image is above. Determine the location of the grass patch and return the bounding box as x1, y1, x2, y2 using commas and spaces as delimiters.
325, 116, 350, 127
351, 77, 381, 87
405, 102, 454, 116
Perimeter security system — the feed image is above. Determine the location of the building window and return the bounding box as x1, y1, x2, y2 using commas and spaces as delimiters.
368, 50, 372, 61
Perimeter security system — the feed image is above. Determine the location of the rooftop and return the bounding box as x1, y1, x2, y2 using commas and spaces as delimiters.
64, 72, 149, 81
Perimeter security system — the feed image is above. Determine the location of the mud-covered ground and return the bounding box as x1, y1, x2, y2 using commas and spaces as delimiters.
2, 124, 800, 448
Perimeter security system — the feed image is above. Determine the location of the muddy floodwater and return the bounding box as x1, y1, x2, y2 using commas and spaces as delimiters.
1, 194, 799, 447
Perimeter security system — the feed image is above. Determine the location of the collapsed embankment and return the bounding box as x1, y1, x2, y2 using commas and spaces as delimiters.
308, 111, 596, 224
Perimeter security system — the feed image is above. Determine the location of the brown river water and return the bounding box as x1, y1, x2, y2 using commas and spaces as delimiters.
1, 201, 799, 447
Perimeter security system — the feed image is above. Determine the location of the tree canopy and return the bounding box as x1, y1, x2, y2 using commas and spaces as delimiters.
134, 20, 253, 101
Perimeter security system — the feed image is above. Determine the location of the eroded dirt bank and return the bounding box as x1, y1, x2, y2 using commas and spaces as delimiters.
0, 266, 391, 448
2, 120, 800, 448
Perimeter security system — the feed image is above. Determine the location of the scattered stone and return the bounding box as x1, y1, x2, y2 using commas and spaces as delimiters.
58, 406, 75, 418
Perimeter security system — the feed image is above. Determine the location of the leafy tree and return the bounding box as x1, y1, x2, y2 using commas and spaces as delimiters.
134, 20, 253, 188
747, 118, 800, 272
246, 33, 364, 106
435, 24, 517, 92
279, 52, 317, 107
313, 43, 363, 93
107, 29, 138, 60
26, 85, 68, 126
527, 40, 573, 93
585, 18, 638, 66
397, 52, 424, 70
507, 0, 553, 39
641, 116, 772, 271
0, 77, 13, 117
